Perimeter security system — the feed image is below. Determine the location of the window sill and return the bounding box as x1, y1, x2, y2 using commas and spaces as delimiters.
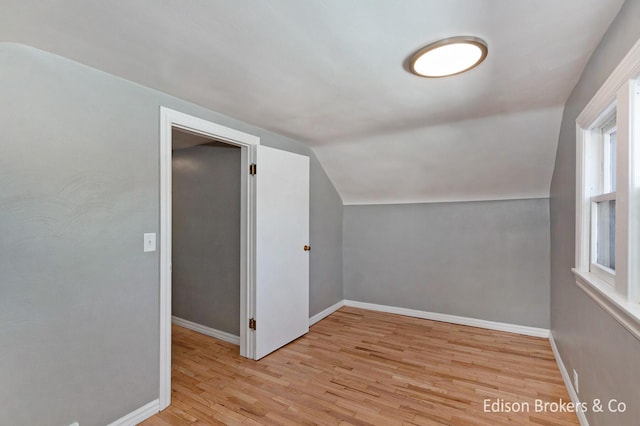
572, 268, 640, 341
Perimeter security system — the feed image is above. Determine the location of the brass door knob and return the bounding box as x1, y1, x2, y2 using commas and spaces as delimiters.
304, 245, 311, 251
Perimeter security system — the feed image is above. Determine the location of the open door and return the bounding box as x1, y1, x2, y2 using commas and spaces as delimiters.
253, 145, 310, 359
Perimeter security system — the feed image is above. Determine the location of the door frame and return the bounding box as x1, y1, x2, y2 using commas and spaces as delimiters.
159, 107, 259, 410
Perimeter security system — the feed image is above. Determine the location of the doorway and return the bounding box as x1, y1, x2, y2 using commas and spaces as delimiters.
159, 108, 257, 410
171, 129, 242, 344
159, 107, 311, 412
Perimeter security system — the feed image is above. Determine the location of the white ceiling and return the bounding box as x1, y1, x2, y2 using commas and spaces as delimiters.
0, 0, 624, 204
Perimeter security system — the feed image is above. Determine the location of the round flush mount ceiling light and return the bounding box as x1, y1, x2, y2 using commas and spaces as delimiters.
409, 36, 488, 78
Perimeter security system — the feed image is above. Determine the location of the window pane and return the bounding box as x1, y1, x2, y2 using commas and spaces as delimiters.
596, 199, 616, 270
609, 130, 616, 192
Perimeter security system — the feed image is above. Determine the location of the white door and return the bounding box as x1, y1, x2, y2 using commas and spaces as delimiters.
254, 145, 310, 360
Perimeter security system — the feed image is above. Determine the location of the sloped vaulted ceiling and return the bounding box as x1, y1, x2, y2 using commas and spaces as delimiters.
0, 0, 624, 204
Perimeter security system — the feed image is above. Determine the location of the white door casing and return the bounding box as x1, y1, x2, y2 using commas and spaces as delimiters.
159, 107, 258, 410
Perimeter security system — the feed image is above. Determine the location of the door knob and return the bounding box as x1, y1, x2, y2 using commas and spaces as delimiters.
304, 245, 311, 251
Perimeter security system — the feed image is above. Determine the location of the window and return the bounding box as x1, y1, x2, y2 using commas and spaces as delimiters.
590, 118, 616, 284
574, 38, 640, 339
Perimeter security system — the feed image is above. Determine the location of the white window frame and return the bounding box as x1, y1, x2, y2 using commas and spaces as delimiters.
588, 116, 616, 285
574, 37, 640, 340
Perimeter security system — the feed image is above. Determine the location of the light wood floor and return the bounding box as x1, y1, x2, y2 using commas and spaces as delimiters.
142, 307, 578, 425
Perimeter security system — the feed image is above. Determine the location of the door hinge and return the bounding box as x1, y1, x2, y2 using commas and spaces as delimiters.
249, 318, 256, 330
249, 164, 257, 175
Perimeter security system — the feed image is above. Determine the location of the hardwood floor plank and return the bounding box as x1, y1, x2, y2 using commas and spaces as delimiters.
142, 307, 577, 425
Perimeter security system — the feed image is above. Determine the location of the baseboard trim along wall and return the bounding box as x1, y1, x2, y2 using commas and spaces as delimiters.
342, 300, 550, 338
173, 299, 549, 342
549, 333, 589, 426
309, 300, 345, 326
172, 316, 240, 345
107, 399, 159, 426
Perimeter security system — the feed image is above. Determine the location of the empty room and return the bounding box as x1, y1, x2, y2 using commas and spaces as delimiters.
2, 1, 640, 425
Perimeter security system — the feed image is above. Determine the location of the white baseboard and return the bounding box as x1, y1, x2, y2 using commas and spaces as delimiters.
172, 316, 240, 345
343, 300, 550, 338
309, 300, 345, 326
549, 334, 589, 426
107, 399, 159, 426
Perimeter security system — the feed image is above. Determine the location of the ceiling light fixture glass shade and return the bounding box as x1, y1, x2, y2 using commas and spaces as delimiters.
409, 36, 488, 78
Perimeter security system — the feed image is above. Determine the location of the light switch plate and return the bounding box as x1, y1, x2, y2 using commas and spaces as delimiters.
144, 233, 156, 252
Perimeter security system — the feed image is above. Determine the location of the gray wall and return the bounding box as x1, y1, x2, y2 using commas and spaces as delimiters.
0, 43, 342, 426
344, 199, 550, 328
172, 141, 241, 336
310, 159, 344, 314
549, 0, 640, 424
